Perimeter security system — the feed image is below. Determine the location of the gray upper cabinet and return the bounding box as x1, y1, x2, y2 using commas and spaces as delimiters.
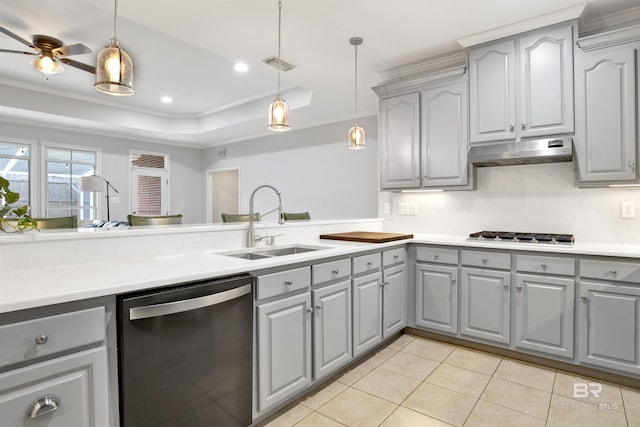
469, 24, 574, 144
379, 93, 421, 189
420, 81, 470, 188
574, 27, 639, 185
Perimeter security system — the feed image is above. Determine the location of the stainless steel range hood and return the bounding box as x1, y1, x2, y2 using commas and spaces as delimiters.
467, 136, 573, 166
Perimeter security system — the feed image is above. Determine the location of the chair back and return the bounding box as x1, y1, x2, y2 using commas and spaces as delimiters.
127, 214, 183, 226
221, 213, 260, 223
34, 215, 78, 229
283, 212, 310, 221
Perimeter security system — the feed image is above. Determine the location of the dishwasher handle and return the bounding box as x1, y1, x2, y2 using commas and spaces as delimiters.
129, 283, 252, 320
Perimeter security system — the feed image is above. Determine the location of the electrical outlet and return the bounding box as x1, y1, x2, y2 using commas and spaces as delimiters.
409, 202, 418, 215
398, 202, 409, 215
111, 196, 120, 204
621, 201, 636, 219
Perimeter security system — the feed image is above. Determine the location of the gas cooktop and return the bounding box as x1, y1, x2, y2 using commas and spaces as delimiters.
468, 231, 574, 245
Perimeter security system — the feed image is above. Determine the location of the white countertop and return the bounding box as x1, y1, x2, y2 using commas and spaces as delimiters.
2, 225, 639, 315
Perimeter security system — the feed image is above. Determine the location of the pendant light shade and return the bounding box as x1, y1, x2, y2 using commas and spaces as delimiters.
348, 37, 366, 149
95, 0, 134, 96
268, 0, 291, 131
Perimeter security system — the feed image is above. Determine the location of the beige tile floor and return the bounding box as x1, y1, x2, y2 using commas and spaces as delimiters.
261, 333, 640, 427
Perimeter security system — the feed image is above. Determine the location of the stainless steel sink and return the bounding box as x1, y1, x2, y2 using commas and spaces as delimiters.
220, 244, 328, 260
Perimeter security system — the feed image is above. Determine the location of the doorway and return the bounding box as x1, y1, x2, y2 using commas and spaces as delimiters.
207, 168, 239, 223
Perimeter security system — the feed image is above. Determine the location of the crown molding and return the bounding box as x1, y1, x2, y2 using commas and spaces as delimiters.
576, 24, 640, 52
457, 3, 586, 48
580, 6, 640, 35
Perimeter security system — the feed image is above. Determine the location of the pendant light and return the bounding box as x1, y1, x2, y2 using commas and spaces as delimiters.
95, 0, 134, 96
348, 37, 365, 149
268, 0, 291, 131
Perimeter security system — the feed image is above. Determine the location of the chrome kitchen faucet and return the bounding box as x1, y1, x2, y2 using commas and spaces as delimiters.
247, 184, 284, 247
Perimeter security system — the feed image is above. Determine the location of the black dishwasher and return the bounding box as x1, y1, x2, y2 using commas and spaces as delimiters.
117, 274, 253, 427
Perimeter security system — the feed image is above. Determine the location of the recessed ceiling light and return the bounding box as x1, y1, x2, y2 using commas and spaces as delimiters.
234, 62, 249, 72
161, 96, 173, 104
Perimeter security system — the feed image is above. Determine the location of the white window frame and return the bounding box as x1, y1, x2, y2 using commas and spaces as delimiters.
128, 150, 170, 216
0, 136, 36, 215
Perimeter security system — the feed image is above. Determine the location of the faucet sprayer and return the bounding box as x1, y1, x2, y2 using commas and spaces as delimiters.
247, 184, 284, 247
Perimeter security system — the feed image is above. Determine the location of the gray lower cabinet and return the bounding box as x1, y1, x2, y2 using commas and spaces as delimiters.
0, 305, 112, 426
312, 279, 352, 380
256, 291, 312, 412
416, 263, 458, 334
579, 257, 640, 376
382, 263, 407, 338
352, 271, 383, 357
460, 267, 511, 345
515, 273, 575, 358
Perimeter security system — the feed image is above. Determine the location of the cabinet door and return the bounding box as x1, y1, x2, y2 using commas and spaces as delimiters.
420, 82, 469, 187
575, 47, 637, 183
579, 281, 640, 375
416, 263, 458, 334
518, 26, 574, 138
515, 274, 574, 358
313, 280, 352, 380
469, 40, 516, 143
380, 93, 421, 189
382, 264, 407, 338
257, 292, 312, 412
461, 267, 511, 344
352, 272, 383, 357
0, 347, 110, 427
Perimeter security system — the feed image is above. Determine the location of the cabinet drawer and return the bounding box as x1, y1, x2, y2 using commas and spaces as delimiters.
352, 253, 382, 275
312, 259, 351, 285
0, 346, 110, 427
257, 266, 311, 300
0, 307, 105, 369
516, 255, 575, 276
462, 250, 511, 269
383, 247, 406, 267
580, 259, 640, 283
416, 247, 458, 265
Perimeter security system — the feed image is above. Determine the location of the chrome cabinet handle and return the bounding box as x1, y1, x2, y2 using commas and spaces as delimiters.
28, 396, 60, 418
315, 305, 322, 311
394, 255, 399, 260
332, 269, 339, 275
35, 334, 48, 345
509, 124, 514, 132
521, 122, 526, 130
284, 280, 293, 286
306, 308, 314, 314
367, 261, 373, 267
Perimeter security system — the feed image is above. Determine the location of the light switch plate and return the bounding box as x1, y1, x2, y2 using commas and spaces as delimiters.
621, 201, 636, 219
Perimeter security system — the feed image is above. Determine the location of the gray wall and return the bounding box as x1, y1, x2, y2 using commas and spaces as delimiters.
201, 115, 379, 222
0, 122, 203, 223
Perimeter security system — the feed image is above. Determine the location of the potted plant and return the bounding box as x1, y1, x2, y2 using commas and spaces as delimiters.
0, 176, 38, 233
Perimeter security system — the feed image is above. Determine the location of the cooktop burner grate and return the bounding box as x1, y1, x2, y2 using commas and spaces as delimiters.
468, 231, 574, 245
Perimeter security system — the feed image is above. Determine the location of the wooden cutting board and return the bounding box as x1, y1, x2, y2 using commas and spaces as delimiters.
319, 231, 414, 243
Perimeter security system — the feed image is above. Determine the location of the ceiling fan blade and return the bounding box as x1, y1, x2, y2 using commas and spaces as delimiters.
53, 43, 92, 57
0, 26, 36, 49
0, 48, 36, 55
59, 58, 96, 74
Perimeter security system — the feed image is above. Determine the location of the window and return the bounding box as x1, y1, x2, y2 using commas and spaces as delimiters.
130, 151, 169, 216
44, 144, 99, 220
0, 139, 31, 209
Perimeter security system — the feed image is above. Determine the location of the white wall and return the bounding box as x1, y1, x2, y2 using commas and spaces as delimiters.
201, 115, 379, 222
381, 162, 640, 244
0, 122, 204, 223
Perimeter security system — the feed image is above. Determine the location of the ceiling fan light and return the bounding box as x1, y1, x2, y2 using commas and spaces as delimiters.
348, 124, 366, 149
268, 95, 291, 131
95, 37, 134, 96
30, 54, 63, 75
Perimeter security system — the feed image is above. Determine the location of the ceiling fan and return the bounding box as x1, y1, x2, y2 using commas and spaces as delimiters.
0, 26, 95, 75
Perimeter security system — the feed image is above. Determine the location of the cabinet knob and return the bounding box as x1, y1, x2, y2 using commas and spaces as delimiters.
35, 334, 48, 345
521, 122, 526, 130
581, 295, 588, 302
451, 278, 456, 284
433, 253, 439, 259
284, 280, 293, 286
504, 283, 509, 289
509, 124, 514, 132
481, 257, 487, 264
315, 305, 322, 311
516, 285, 522, 290
540, 263, 547, 270
332, 269, 339, 275
306, 308, 314, 314
28, 396, 60, 418
394, 255, 399, 260
630, 162, 636, 170
367, 261, 373, 267
610, 269, 617, 276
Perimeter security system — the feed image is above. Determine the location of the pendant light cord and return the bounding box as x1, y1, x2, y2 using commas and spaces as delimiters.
277, 0, 283, 95
354, 42, 358, 122
113, 0, 118, 39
